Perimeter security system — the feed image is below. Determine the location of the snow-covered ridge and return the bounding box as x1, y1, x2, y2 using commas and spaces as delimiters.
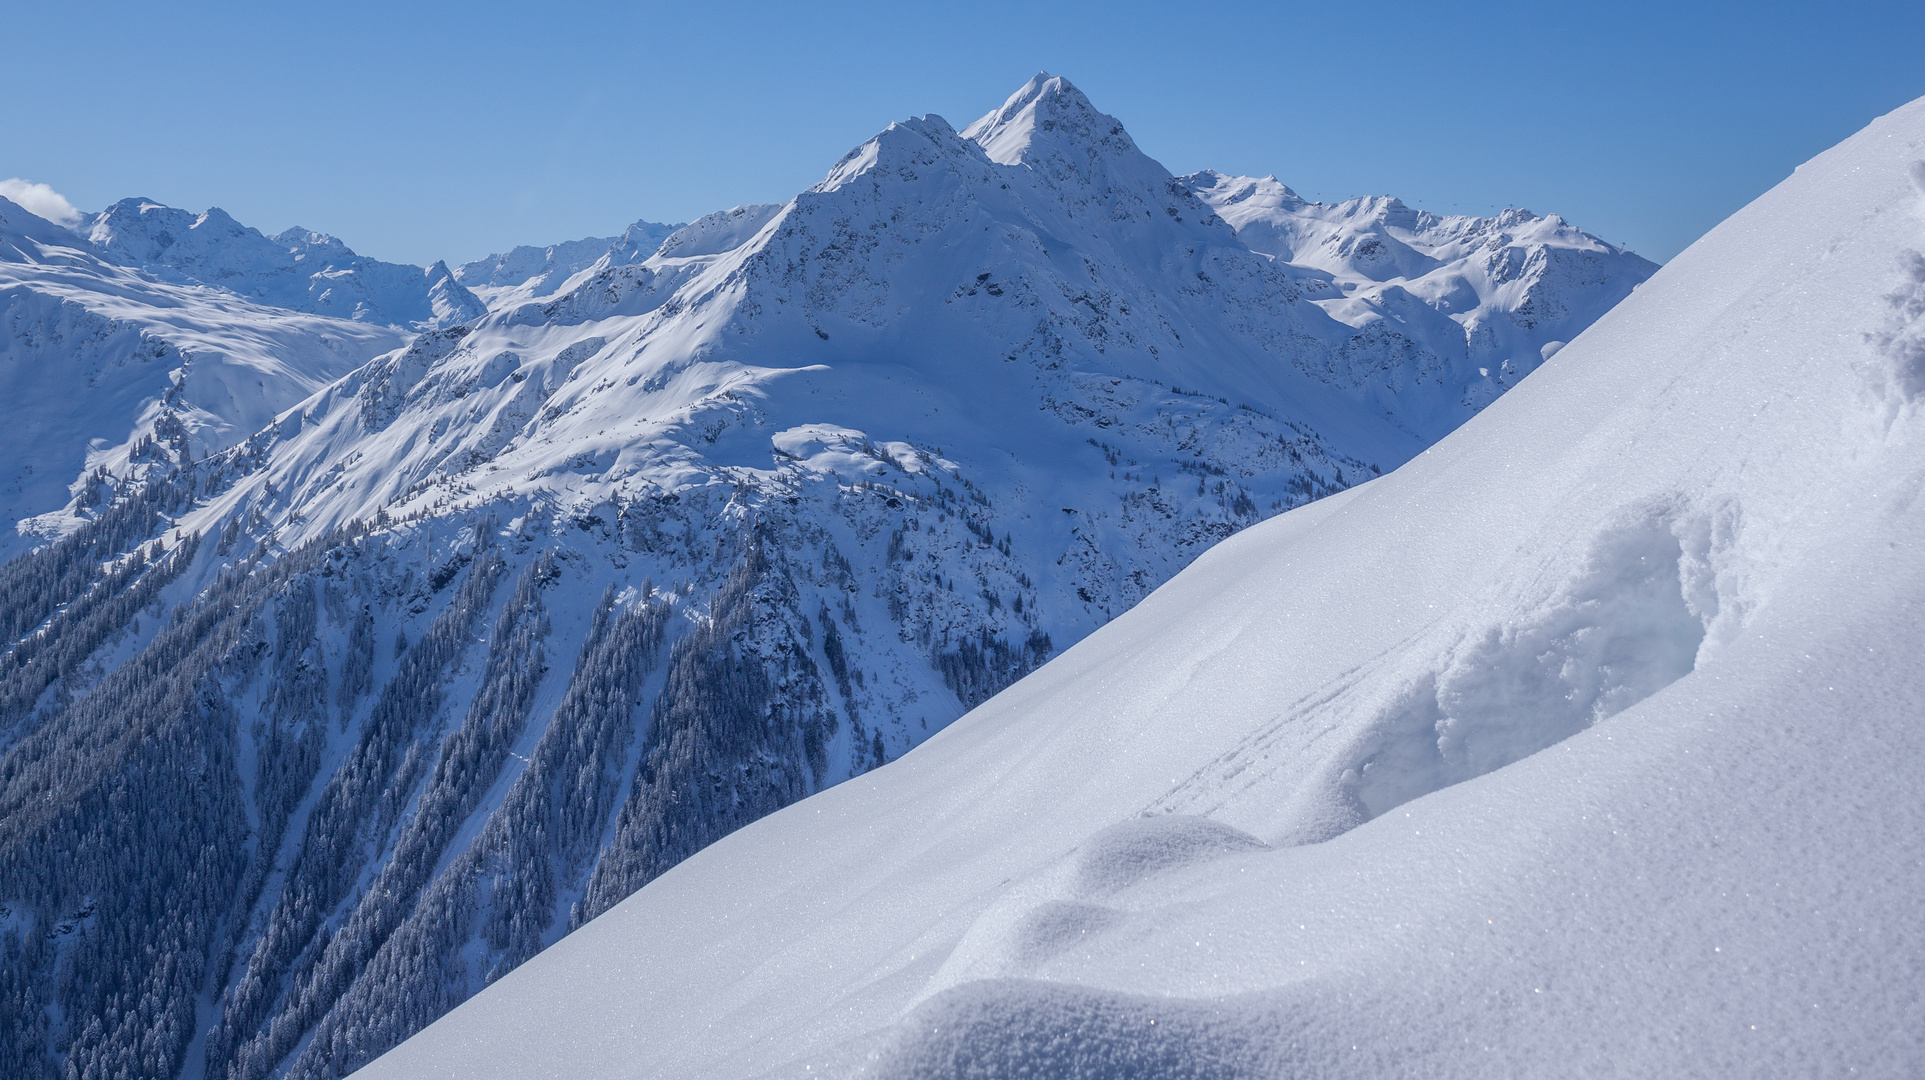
201, 74, 1422, 562
84, 197, 486, 330
0, 195, 403, 556
1185, 169, 1657, 420
359, 90, 1925, 1080
653, 204, 783, 259
454, 218, 684, 310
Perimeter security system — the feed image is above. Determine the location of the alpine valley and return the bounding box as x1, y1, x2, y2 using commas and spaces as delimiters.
0, 75, 1657, 1080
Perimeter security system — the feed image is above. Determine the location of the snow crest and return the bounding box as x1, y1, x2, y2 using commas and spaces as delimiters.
1157, 494, 1744, 844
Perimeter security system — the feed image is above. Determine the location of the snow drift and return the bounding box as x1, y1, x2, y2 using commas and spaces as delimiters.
357, 97, 1925, 1078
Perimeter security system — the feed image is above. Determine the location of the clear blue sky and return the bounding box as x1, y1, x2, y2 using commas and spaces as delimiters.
5, 1, 1922, 267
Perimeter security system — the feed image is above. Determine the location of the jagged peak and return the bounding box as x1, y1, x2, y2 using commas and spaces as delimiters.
959, 73, 1142, 169
606, 218, 682, 264
425, 261, 487, 326
86, 198, 268, 257
813, 113, 963, 193
88, 197, 170, 242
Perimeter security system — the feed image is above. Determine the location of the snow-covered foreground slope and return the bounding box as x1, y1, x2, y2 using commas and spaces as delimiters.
361, 98, 1925, 1079
0, 196, 403, 555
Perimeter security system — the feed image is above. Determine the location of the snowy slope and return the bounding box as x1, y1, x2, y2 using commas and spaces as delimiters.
357, 97, 1925, 1079
86, 198, 486, 329
1185, 171, 1657, 435
0, 196, 403, 555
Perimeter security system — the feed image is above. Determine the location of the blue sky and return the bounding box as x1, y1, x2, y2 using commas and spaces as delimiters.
5, 1, 1921, 266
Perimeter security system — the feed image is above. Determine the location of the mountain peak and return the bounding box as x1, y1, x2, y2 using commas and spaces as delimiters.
606, 217, 683, 265
1182, 171, 1309, 214
960, 73, 1141, 169
78, 196, 483, 329
0, 71, 1684, 1080
0, 194, 92, 258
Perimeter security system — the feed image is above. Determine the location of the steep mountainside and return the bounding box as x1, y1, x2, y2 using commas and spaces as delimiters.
360, 91, 1925, 1080
86, 198, 485, 330
0, 196, 404, 557
0, 75, 1657, 1080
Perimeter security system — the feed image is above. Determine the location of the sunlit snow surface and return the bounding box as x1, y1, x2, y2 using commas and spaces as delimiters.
359, 98, 1925, 1077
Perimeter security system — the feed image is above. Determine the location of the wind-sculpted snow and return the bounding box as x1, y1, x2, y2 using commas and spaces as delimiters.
0, 75, 1662, 1080
349, 96, 1925, 1079
1151, 493, 1735, 844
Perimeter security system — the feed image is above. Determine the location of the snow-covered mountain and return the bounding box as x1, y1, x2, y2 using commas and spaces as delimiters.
1185, 171, 1656, 429
0, 75, 1659, 1080
357, 93, 1925, 1079
85, 198, 486, 330
0, 195, 404, 557
0, 191, 516, 554
453, 218, 682, 309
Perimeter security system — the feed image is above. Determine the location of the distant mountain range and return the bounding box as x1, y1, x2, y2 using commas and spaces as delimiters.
83, 198, 487, 330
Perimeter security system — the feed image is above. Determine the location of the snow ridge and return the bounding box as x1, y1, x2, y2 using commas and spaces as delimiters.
0, 195, 404, 557
85, 198, 486, 330
454, 219, 684, 310
1184, 170, 1657, 430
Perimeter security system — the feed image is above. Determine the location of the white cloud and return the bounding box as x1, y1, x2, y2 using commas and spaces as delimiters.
0, 179, 82, 227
